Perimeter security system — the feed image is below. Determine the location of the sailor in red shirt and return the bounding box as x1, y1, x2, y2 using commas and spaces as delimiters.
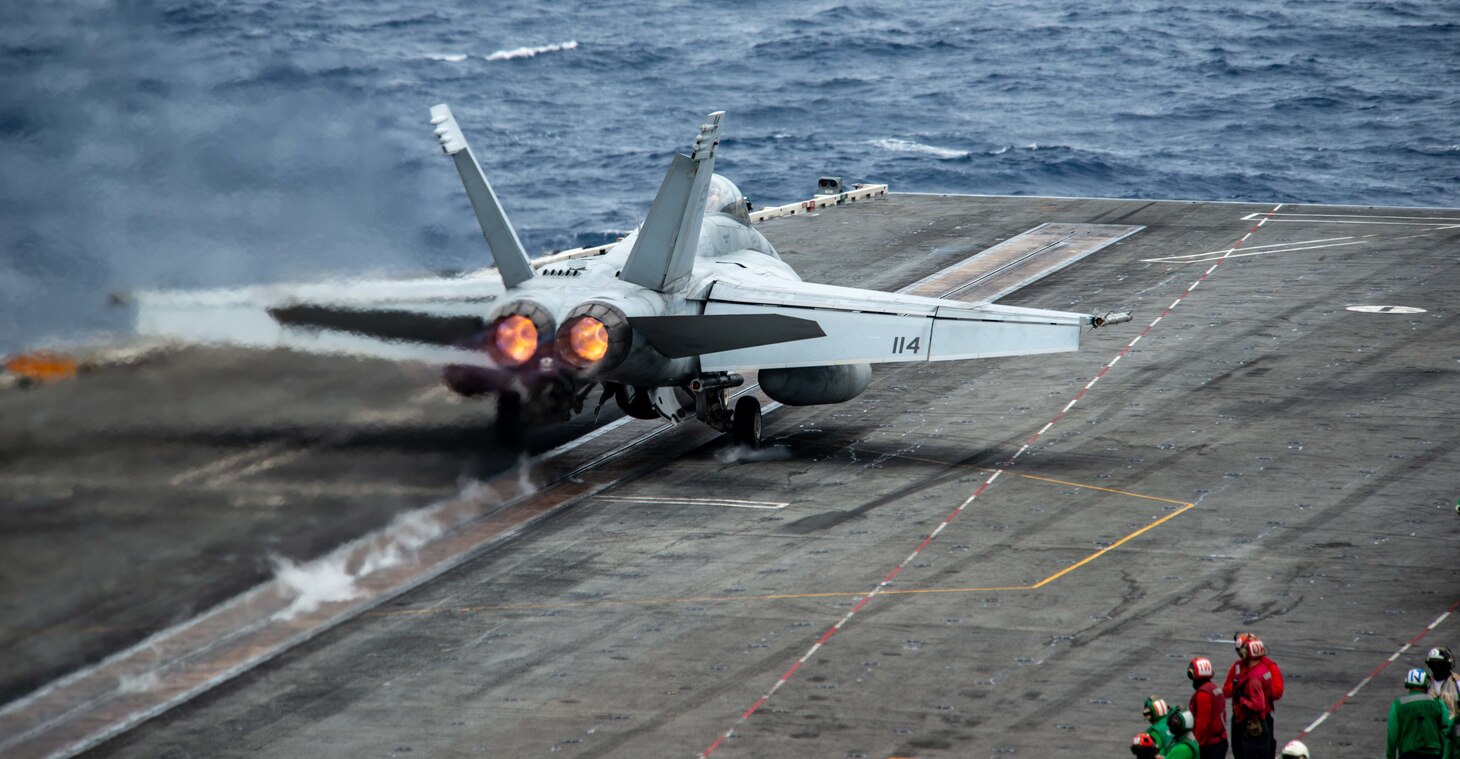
1187, 656, 1229, 759
1232, 639, 1277, 759
1224, 633, 1283, 759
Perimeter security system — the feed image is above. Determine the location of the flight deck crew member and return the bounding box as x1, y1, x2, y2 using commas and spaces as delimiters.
1428, 648, 1460, 720
1387, 668, 1452, 759
1144, 696, 1175, 751
1130, 733, 1161, 759
1233, 645, 1276, 759
1163, 708, 1202, 759
1430, 647, 1460, 757
1188, 656, 1229, 759
1227, 634, 1282, 759
1280, 740, 1310, 758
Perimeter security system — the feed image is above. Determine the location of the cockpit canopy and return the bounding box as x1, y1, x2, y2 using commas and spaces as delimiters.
704, 174, 751, 223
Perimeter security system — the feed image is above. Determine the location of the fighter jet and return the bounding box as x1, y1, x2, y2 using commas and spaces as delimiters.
137, 107, 1128, 447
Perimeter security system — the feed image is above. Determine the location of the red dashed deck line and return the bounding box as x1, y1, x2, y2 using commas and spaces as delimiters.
1295, 599, 1460, 738
697, 204, 1285, 758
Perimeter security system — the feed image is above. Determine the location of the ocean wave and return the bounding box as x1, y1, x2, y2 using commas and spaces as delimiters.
485, 40, 577, 62
870, 139, 969, 160
424, 53, 467, 63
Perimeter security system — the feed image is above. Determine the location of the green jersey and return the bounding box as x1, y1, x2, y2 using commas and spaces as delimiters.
1163, 734, 1200, 759
1387, 691, 1452, 759
1146, 720, 1174, 750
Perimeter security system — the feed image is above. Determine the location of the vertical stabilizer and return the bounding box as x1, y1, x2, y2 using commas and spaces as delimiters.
619, 111, 724, 293
430, 104, 535, 289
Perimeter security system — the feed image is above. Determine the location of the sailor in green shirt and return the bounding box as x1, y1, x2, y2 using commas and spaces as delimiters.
1388, 668, 1452, 759
1163, 708, 1202, 759
1143, 696, 1174, 750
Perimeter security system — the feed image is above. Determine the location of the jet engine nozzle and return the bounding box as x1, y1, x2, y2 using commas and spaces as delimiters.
489, 315, 537, 365
485, 300, 556, 366
555, 302, 632, 374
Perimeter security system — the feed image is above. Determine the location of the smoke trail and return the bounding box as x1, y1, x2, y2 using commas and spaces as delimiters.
0, 2, 461, 352
269, 463, 537, 622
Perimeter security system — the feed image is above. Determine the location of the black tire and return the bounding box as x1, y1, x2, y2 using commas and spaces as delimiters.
732, 395, 762, 448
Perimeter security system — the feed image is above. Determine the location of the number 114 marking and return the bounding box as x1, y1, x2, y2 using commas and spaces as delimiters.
892, 336, 921, 354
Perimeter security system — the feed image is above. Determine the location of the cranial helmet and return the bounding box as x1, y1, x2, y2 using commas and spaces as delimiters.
1406, 667, 1431, 689
1166, 707, 1195, 736
1188, 656, 1215, 680
1428, 646, 1456, 678
1280, 739, 1310, 759
1130, 733, 1158, 756
1242, 637, 1267, 659
1142, 696, 1171, 722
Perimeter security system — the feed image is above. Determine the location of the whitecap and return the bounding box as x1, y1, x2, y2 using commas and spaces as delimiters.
870, 138, 969, 160
485, 40, 578, 62
424, 53, 468, 63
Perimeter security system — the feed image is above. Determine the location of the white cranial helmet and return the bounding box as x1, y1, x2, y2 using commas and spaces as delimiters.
1280, 740, 1309, 759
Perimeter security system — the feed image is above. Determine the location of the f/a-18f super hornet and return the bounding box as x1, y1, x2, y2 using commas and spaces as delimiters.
137, 108, 1129, 446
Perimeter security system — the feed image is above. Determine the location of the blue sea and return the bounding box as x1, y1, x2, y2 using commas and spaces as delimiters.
1, 0, 1456, 352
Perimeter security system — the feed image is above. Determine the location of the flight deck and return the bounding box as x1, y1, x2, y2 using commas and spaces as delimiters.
2, 192, 1457, 757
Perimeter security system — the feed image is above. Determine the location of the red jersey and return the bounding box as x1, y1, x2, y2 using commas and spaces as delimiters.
1222, 656, 1284, 703
1189, 680, 1228, 746
1232, 665, 1271, 722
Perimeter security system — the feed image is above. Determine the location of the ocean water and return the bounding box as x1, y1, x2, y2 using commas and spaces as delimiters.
1, 0, 1457, 352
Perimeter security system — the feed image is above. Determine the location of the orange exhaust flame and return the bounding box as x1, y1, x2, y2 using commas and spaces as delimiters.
4, 352, 79, 383
492, 315, 538, 365
566, 317, 609, 363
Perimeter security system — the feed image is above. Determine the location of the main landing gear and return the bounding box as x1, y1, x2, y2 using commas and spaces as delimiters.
689, 373, 761, 449
732, 395, 762, 448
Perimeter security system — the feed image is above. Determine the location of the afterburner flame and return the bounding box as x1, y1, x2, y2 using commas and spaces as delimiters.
492, 315, 538, 365
567, 317, 609, 363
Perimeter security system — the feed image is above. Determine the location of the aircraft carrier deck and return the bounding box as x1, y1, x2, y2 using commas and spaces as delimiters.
2, 192, 1458, 758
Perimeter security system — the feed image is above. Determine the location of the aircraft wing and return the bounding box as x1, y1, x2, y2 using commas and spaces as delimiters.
132, 273, 506, 367
694, 279, 1092, 372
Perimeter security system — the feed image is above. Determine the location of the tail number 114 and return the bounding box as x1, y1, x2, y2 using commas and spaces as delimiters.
892, 336, 921, 355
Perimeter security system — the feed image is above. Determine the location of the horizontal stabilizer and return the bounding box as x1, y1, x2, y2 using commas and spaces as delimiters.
628, 314, 824, 358
269, 304, 487, 346
698, 280, 1090, 371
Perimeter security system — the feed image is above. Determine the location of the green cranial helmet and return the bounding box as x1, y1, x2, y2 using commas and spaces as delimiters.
1142, 696, 1170, 723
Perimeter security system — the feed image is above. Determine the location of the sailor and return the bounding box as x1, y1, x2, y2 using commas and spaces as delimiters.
1163, 708, 1202, 759
1226, 633, 1283, 758
1143, 696, 1175, 751
1387, 668, 1452, 759
1130, 733, 1161, 759
1279, 740, 1309, 758
1188, 656, 1229, 759
1427, 647, 1459, 720
1426, 647, 1460, 758
1233, 640, 1276, 759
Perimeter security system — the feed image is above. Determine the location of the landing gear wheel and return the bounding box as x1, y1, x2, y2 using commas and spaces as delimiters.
732, 395, 762, 448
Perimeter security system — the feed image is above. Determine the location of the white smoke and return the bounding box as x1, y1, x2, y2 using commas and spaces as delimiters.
715, 444, 793, 464
116, 670, 161, 694
270, 554, 363, 621
269, 462, 538, 621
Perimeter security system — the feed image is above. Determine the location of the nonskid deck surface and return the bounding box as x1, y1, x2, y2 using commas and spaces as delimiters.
1, 194, 1456, 757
